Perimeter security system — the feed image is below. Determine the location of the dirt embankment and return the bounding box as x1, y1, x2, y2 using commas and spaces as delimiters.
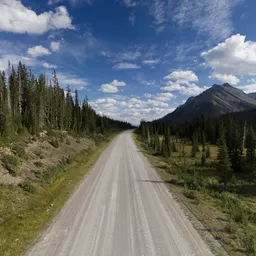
0, 132, 94, 185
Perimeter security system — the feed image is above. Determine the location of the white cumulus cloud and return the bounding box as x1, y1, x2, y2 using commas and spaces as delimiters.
89, 95, 174, 125
0, 0, 74, 34
237, 84, 256, 94
164, 70, 198, 84
154, 92, 174, 101
100, 80, 126, 93
209, 73, 240, 85
161, 70, 208, 96
42, 62, 57, 69
27, 45, 51, 57
202, 34, 256, 75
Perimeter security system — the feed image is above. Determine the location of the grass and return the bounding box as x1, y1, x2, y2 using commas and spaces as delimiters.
134, 133, 256, 256
0, 131, 119, 256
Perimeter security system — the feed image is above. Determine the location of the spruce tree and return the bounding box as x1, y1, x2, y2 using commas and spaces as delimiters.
191, 132, 198, 158
154, 132, 160, 154
163, 128, 171, 158
217, 134, 232, 190
229, 123, 243, 173
0, 61, 133, 140
246, 125, 256, 174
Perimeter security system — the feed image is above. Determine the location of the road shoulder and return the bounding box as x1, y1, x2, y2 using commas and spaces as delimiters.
133, 132, 228, 256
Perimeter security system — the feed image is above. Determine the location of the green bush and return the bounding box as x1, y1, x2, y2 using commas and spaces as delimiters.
183, 189, 198, 200
242, 230, 256, 254
19, 180, 36, 193
182, 169, 204, 190
16, 126, 28, 135
1, 154, 19, 176
40, 165, 66, 184
233, 208, 248, 224
224, 217, 237, 234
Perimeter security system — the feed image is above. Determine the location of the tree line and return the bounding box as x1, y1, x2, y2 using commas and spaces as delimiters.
138, 113, 256, 187
0, 62, 132, 137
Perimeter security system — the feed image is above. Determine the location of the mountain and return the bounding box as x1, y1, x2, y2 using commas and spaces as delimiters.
162, 83, 256, 121
248, 92, 256, 100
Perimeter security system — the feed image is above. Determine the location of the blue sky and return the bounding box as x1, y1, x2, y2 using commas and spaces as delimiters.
1, 0, 256, 124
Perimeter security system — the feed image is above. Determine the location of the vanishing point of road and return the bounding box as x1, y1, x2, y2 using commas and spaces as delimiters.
27, 131, 213, 256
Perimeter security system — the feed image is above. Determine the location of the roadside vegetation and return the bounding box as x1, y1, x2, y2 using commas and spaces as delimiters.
0, 62, 132, 256
135, 116, 256, 256
0, 132, 118, 256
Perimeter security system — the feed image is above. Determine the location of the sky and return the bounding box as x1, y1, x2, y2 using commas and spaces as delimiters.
0, 0, 256, 125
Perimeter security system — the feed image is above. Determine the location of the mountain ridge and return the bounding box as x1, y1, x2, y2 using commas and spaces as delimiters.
162, 83, 256, 121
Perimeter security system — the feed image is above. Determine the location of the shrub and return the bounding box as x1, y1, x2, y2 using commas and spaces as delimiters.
19, 180, 36, 193
224, 217, 237, 234
40, 165, 65, 184
183, 169, 204, 190
16, 126, 28, 135
183, 189, 198, 200
60, 134, 64, 143
233, 208, 248, 224
49, 137, 59, 148
207, 177, 220, 192
1, 154, 19, 176
12, 144, 27, 159
242, 231, 256, 254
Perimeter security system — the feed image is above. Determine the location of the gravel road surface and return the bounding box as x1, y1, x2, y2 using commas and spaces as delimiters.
27, 131, 213, 256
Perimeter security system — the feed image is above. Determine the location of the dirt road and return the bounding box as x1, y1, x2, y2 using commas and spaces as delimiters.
27, 131, 213, 256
